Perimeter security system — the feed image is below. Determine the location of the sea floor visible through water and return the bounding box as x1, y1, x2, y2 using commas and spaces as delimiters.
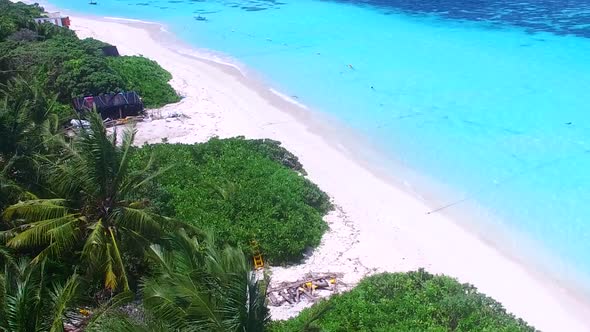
45, 0, 590, 291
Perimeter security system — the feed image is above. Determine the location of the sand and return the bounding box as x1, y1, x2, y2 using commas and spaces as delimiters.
29, 5, 590, 330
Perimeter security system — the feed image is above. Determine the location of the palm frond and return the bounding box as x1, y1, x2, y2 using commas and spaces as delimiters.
104, 242, 118, 291
4, 258, 44, 332
0, 273, 5, 329
42, 156, 92, 199
166, 229, 203, 273
2, 199, 69, 223
81, 220, 107, 270
145, 244, 173, 275
108, 227, 130, 291
30, 241, 71, 265
48, 273, 81, 332
131, 164, 173, 192
46, 216, 83, 249
76, 111, 118, 200
118, 163, 172, 200
141, 278, 191, 330
84, 291, 134, 330
112, 206, 161, 239
0, 231, 17, 249
113, 125, 137, 193
0, 245, 15, 269
85, 313, 157, 332
141, 230, 269, 331
6, 214, 79, 250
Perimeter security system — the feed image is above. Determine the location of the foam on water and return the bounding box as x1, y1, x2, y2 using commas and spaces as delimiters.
47, 0, 590, 287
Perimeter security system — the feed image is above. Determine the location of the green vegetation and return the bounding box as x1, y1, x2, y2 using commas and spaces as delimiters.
2, 112, 191, 291
107, 56, 180, 108
0, 106, 265, 330
0, 258, 79, 331
0, 0, 179, 111
142, 230, 269, 331
270, 270, 536, 332
0, 1, 536, 331
0, 0, 43, 40
130, 138, 332, 264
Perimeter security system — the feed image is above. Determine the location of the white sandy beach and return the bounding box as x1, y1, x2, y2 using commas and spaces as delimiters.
37, 8, 590, 331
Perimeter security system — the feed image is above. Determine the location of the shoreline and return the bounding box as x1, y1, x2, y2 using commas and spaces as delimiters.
34, 2, 590, 329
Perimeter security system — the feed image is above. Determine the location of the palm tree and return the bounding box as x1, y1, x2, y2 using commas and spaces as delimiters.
142, 230, 270, 331
0, 77, 61, 158
0, 76, 61, 196
0, 257, 80, 332
1, 111, 181, 292
0, 163, 27, 214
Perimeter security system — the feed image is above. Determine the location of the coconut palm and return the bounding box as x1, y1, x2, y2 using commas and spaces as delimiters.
0, 77, 61, 159
0, 257, 80, 332
142, 230, 270, 331
0, 164, 25, 214
1, 111, 180, 292
0, 76, 62, 198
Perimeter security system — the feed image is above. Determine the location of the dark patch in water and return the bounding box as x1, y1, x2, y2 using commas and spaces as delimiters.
321, 0, 590, 38
242, 6, 266, 11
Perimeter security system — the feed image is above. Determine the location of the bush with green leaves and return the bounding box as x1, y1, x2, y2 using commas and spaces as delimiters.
129, 138, 332, 264
107, 56, 180, 108
2, 34, 121, 101
0, 0, 178, 110
0, 0, 43, 40
270, 270, 536, 332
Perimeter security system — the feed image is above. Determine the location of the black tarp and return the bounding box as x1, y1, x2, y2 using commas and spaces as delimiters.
72, 91, 144, 120
100, 45, 120, 57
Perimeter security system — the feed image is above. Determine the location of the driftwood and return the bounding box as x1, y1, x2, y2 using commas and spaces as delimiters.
299, 287, 315, 301
268, 292, 280, 306
279, 290, 294, 304
268, 274, 340, 292
104, 115, 144, 128
267, 273, 343, 307
63, 308, 92, 332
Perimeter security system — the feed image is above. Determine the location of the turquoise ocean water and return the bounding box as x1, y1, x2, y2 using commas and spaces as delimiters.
48, 0, 590, 286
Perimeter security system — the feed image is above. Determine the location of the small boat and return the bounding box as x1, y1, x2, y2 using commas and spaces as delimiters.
89, 1, 97, 5
194, 15, 207, 21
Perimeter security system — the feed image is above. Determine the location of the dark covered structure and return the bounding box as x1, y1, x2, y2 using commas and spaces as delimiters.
100, 45, 120, 57
72, 91, 144, 120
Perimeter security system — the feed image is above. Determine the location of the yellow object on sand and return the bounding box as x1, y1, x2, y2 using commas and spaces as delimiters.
251, 240, 264, 269
253, 254, 264, 269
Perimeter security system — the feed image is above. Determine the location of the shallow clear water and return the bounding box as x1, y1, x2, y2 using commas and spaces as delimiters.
50, 0, 590, 283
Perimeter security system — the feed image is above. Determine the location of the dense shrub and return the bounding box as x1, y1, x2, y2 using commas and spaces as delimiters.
107, 56, 180, 108
55, 55, 124, 98
1, 35, 177, 106
2, 35, 118, 99
129, 138, 332, 264
270, 270, 536, 332
7, 28, 39, 42
0, 0, 42, 40
0, 0, 178, 112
